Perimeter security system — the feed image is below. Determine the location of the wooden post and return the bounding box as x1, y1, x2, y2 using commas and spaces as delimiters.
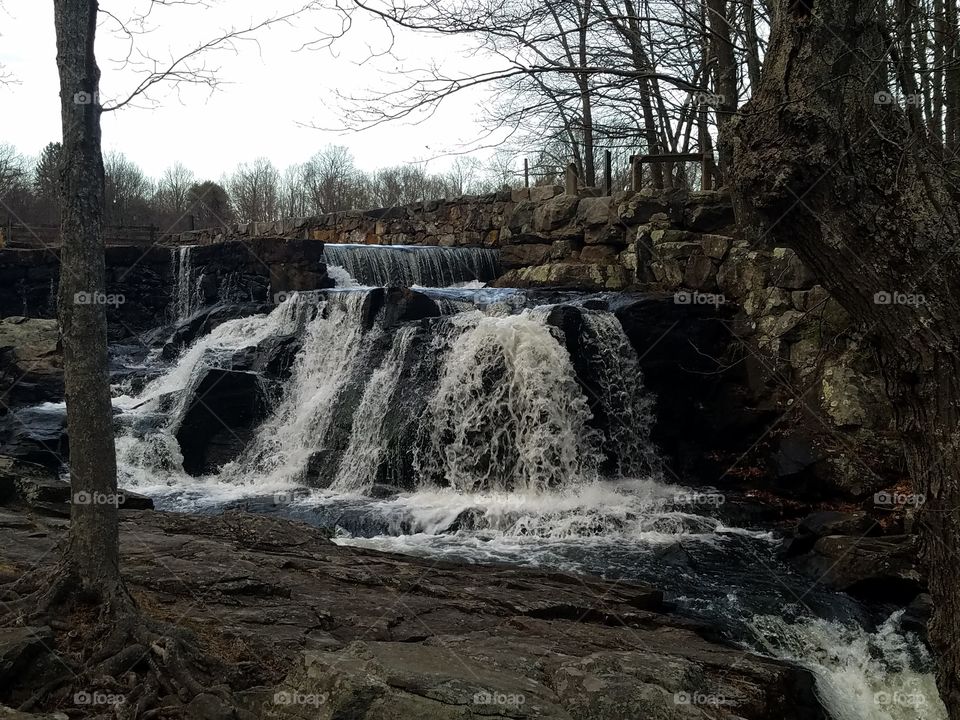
565, 162, 579, 195
524, 158, 529, 188
630, 155, 643, 191
604, 150, 612, 195
701, 153, 713, 191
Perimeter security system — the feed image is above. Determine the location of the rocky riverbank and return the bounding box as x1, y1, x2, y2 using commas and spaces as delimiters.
0, 505, 828, 720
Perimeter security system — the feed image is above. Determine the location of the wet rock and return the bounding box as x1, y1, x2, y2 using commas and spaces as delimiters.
176, 369, 266, 476
0, 708, 68, 720
901, 593, 932, 638
0, 405, 67, 471
787, 511, 878, 555
160, 302, 270, 359
794, 535, 923, 604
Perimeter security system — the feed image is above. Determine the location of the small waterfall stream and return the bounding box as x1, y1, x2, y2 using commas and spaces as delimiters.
172, 246, 197, 321
322, 243, 499, 286
104, 243, 946, 720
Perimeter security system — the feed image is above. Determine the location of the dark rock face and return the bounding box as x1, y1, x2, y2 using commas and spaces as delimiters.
0, 240, 332, 343
794, 535, 924, 604
176, 369, 267, 476
613, 294, 772, 480
0, 509, 828, 720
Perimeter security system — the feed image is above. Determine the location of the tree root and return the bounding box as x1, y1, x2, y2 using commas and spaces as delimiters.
2, 571, 247, 719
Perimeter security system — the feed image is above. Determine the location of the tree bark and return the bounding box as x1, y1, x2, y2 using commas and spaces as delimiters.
730, 0, 960, 716
706, 0, 737, 183
54, 0, 123, 598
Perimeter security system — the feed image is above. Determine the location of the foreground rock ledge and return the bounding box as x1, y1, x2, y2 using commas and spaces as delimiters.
0, 508, 826, 719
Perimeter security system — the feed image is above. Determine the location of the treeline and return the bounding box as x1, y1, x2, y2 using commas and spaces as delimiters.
0, 142, 515, 230
345, 0, 960, 191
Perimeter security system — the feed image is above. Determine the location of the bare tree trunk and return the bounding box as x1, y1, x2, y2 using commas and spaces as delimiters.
730, 0, 960, 715
706, 0, 737, 183
54, 0, 123, 600
743, 0, 763, 90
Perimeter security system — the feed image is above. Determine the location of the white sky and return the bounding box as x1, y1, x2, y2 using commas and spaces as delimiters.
0, 0, 502, 179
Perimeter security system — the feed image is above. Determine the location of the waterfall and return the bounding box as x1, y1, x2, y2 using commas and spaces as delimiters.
172, 246, 196, 321
745, 613, 946, 720
414, 311, 602, 493
322, 244, 499, 287
332, 325, 418, 492
115, 294, 320, 489
578, 310, 660, 476
219, 290, 379, 487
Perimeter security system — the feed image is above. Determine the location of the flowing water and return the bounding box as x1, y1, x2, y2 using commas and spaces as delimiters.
92, 246, 948, 719
172, 246, 196, 321
322, 243, 499, 286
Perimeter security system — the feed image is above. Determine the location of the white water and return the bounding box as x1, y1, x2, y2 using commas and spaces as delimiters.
323, 243, 499, 287
747, 613, 947, 720
218, 291, 376, 487
414, 310, 601, 493
108, 279, 947, 720
332, 325, 417, 492
326, 264, 361, 288
172, 246, 196, 321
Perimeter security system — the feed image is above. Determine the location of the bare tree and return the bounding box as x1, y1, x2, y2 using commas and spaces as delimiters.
731, 0, 960, 714
229, 157, 281, 222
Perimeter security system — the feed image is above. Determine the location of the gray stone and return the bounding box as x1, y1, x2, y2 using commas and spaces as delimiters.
575, 196, 614, 226
617, 191, 670, 225
529, 185, 562, 203
533, 195, 580, 233
682, 192, 736, 232
683, 255, 718, 291
701, 234, 731, 260
650, 259, 684, 287
501, 244, 553, 269
770, 247, 817, 290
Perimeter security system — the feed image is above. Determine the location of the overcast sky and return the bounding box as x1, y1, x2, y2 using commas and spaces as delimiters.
0, 0, 500, 179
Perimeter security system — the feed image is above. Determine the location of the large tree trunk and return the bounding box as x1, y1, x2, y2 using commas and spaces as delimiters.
54, 0, 123, 599
729, 0, 960, 716
706, 0, 737, 183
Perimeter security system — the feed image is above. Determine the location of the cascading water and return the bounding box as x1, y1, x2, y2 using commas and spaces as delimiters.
219, 290, 379, 488
172, 246, 196, 321
414, 310, 601, 493
322, 243, 499, 287
101, 266, 945, 719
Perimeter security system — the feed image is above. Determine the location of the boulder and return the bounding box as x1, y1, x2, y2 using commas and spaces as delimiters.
794, 535, 923, 604
575, 196, 614, 226
683, 255, 718, 291
175, 369, 267, 476
617, 191, 670, 225
681, 191, 736, 232
0, 317, 62, 405
0, 404, 68, 470
500, 243, 553, 269
532, 195, 580, 232
787, 511, 878, 555
494, 263, 629, 291
769, 247, 817, 290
